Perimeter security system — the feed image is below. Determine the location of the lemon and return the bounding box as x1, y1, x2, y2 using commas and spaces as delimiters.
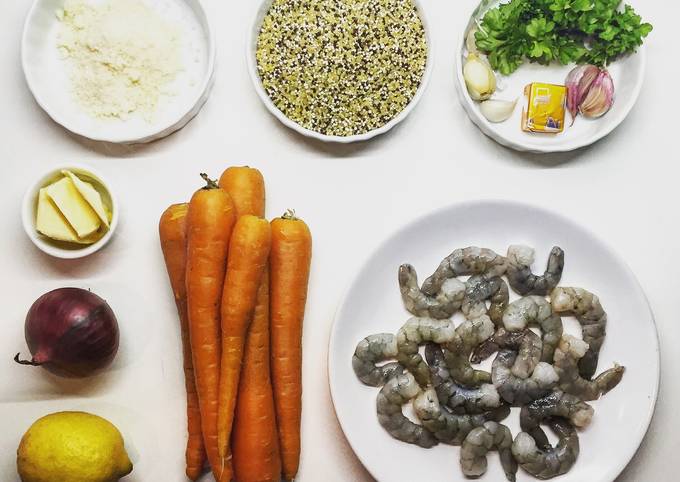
17, 411, 133, 482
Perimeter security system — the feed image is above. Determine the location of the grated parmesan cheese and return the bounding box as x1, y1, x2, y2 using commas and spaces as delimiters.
56, 0, 183, 121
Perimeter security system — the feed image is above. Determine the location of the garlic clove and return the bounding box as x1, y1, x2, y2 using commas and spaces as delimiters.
565, 64, 600, 123
580, 70, 614, 118
464, 54, 496, 101
480, 98, 517, 123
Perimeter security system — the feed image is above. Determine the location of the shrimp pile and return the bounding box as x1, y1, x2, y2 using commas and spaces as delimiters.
351, 245, 625, 481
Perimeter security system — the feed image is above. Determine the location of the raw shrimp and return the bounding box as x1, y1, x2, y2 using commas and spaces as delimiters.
502, 296, 564, 363
398, 264, 465, 319
352, 334, 401, 387
376, 372, 438, 448
421, 247, 507, 296
512, 419, 579, 480
425, 343, 501, 414
520, 391, 594, 449
460, 421, 517, 482
553, 335, 624, 401
442, 315, 495, 387
492, 350, 559, 406
506, 245, 564, 296
462, 275, 510, 325
551, 287, 607, 380
472, 328, 529, 364
472, 328, 543, 379
396, 317, 456, 386
413, 388, 510, 446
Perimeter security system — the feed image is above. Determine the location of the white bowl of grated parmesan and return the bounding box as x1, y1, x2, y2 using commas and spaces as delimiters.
22, 0, 216, 144
247, 0, 434, 143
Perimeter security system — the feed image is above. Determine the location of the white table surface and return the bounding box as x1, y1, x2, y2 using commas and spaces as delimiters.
0, 1, 675, 481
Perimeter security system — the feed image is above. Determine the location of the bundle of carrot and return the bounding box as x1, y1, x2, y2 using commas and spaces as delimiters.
159, 167, 312, 482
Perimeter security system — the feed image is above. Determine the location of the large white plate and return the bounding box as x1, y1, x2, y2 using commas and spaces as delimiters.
454, 0, 647, 153
328, 200, 658, 482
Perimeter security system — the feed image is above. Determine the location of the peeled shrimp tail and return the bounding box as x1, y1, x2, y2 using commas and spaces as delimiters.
512, 419, 579, 479
352, 334, 401, 387
507, 245, 565, 296
471, 328, 534, 364
473, 327, 543, 380
462, 275, 509, 325
396, 317, 456, 387
413, 388, 509, 446
398, 264, 465, 319
492, 350, 559, 406
578, 321, 606, 381
460, 421, 517, 482
442, 316, 495, 387
443, 345, 492, 388
502, 296, 564, 363
551, 287, 607, 380
425, 343, 501, 413
509, 330, 543, 379
421, 247, 507, 296
470, 337, 500, 365
489, 278, 510, 325
376, 373, 438, 448
538, 312, 563, 364
553, 335, 624, 401
520, 391, 594, 450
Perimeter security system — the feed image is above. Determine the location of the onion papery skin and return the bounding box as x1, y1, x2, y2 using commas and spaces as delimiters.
19, 288, 119, 378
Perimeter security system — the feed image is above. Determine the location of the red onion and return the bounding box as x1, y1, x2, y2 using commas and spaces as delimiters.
14, 288, 119, 378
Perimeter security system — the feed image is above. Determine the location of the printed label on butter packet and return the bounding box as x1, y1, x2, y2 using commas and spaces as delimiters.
522, 83, 567, 134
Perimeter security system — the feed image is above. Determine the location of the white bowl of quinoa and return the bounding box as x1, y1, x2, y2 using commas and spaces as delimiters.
248, 0, 433, 143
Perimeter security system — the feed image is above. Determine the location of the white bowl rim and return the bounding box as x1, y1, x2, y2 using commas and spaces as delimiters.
327, 199, 660, 481
22, 163, 120, 259
453, 2, 647, 154
246, 0, 434, 144
21, 0, 217, 145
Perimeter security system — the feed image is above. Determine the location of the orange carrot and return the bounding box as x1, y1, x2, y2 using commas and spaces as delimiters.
186, 174, 236, 481
220, 165, 280, 481
270, 210, 312, 481
232, 270, 281, 482
220, 167, 281, 482
159, 203, 206, 481
218, 166, 265, 218
217, 215, 272, 462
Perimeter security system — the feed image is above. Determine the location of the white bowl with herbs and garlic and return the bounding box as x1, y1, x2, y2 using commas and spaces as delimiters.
22, 0, 215, 144
248, 0, 433, 143
22, 165, 118, 259
455, 0, 650, 154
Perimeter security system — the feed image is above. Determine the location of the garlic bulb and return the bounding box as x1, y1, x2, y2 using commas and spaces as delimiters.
464, 54, 496, 101
580, 70, 614, 118
480, 99, 517, 123
565, 65, 614, 123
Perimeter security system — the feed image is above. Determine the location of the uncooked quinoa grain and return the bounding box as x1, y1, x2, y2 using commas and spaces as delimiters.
256, 0, 428, 137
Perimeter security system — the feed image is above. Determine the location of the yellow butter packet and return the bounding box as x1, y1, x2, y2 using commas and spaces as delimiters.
522, 83, 567, 134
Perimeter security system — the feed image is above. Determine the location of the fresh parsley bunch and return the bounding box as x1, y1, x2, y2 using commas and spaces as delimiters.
475, 0, 653, 75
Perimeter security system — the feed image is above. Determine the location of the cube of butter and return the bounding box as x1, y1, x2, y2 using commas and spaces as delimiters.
62, 170, 110, 227
45, 177, 101, 239
36, 188, 80, 243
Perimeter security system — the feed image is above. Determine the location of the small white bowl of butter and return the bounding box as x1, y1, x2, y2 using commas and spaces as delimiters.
22, 164, 119, 259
